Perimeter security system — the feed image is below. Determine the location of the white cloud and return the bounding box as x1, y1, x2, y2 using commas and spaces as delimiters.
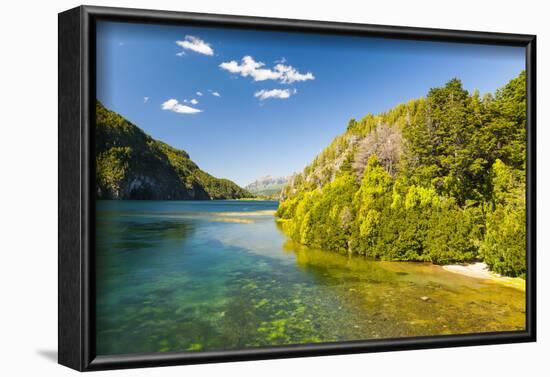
183, 98, 199, 105
176, 35, 214, 56
196, 91, 203, 96
219, 56, 278, 81
219, 56, 314, 84
161, 99, 202, 114
274, 64, 315, 83
254, 88, 297, 101
212, 91, 221, 97
143, 96, 149, 103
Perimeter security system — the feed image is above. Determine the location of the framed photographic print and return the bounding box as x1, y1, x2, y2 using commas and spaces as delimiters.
58, 5, 536, 371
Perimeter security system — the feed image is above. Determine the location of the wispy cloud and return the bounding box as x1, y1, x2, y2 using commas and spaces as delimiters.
176, 36, 214, 56
219, 56, 314, 84
274, 63, 315, 84
220, 56, 280, 81
209, 90, 221, 97
143, 96, 149, 103
196, 91, 203, 96
161, 99, 202, 114
183, 98, 199, 105
254, 88, 297, 101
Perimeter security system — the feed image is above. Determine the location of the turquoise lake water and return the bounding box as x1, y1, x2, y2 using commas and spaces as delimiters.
95, 200, 525, 355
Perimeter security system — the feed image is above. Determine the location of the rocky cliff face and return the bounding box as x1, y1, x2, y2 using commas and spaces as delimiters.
95, 101, 251, 200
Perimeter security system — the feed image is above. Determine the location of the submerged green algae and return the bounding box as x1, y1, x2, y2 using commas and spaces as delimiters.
95, 200, 525, 355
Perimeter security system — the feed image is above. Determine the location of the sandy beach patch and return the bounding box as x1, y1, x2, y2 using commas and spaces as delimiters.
212, 210, 276, 217
443, 262, 493, 279
443, 262, 525, 291
211, 217, 254, 224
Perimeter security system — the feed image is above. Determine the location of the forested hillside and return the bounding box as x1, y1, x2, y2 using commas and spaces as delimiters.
277, 72, 527, 277
96, 101, 251, 200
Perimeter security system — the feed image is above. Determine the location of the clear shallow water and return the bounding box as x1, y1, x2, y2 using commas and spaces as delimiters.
96, 200, 525, 355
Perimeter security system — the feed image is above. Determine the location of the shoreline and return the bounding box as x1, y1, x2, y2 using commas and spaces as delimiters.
442, 262, 525, 291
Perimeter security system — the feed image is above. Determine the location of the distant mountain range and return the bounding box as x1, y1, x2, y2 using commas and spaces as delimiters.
245, 175, 290, 198
95, 101, 251, 200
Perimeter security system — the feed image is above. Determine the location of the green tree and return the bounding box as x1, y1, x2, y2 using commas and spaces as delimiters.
480, 160, 526, 277
276, 73, 527, 277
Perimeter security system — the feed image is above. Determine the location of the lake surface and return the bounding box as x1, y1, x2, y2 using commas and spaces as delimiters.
96, 200, 525, 355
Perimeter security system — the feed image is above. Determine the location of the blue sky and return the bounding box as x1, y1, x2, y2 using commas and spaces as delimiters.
96, 21, 525, 187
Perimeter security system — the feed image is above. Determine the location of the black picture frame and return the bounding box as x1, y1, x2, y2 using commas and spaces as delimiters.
58, 5, 537, 372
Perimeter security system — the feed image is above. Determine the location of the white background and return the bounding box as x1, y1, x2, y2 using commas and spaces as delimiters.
0, 0, 547, 375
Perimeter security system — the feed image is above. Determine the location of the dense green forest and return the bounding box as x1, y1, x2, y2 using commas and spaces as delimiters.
277, 72, 526, 277
96, 101, 251, 200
